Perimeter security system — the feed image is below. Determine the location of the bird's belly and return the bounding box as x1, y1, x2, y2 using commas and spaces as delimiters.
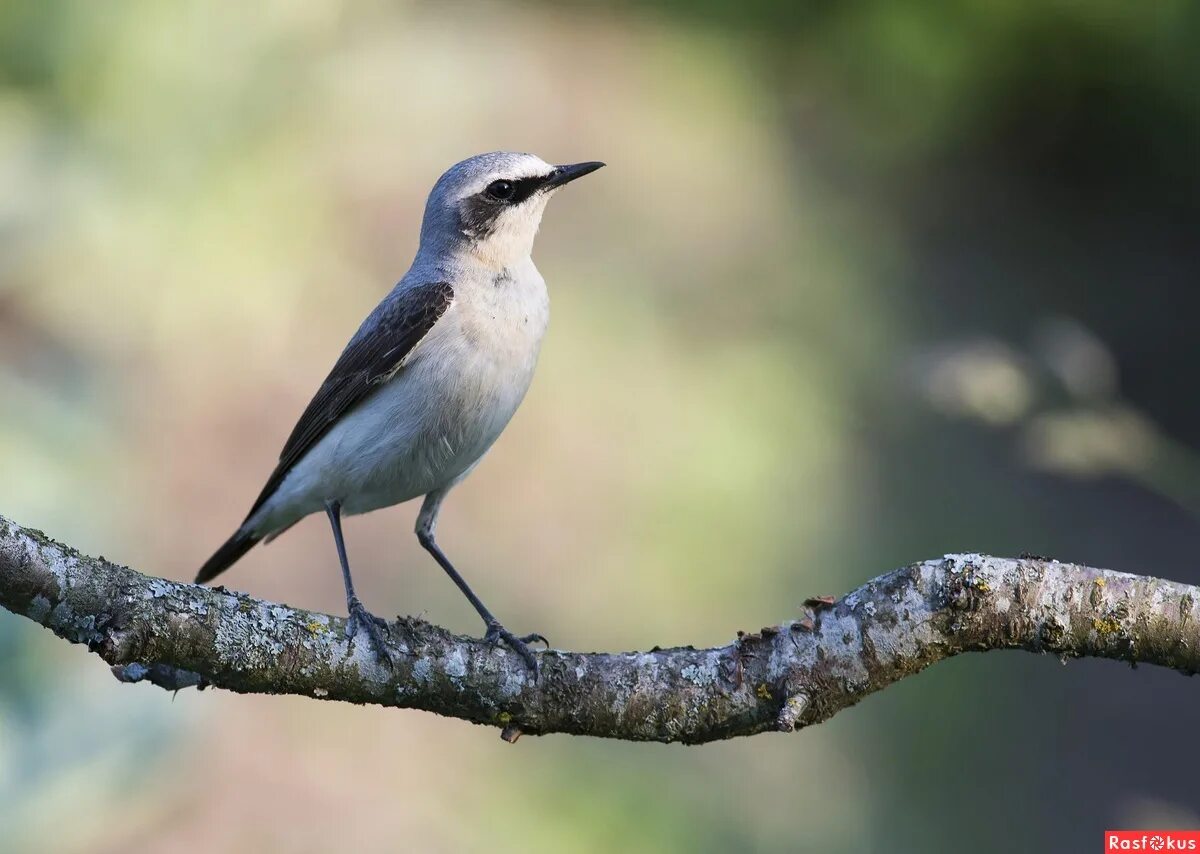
327, 318, 541, 514
253, 278, 547, 531
342, 369, 531, 513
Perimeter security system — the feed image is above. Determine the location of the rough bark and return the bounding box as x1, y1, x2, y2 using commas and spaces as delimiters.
2, 513, 1198, 743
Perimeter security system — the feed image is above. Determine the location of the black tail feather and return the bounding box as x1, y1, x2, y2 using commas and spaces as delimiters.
195, 529, 258, 584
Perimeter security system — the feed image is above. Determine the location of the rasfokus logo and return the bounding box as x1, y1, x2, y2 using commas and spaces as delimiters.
1106, 831, 1200, 851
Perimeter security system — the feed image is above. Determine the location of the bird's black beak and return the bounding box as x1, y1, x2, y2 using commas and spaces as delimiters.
544, 161, 605, 190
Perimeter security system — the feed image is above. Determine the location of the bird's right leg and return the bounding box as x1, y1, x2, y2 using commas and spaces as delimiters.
415, 491, 546, 675
324, 500, 392, 667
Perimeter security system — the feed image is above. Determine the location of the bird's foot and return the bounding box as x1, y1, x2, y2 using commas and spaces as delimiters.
346, 597, 393, 668
483, 621, 548, 676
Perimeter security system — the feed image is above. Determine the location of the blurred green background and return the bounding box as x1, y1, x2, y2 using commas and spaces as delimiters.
2, 1, 1198, 851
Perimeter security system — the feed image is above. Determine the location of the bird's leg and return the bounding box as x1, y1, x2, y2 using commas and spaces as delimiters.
415, 492, 547, 675
324, 500, 392, 667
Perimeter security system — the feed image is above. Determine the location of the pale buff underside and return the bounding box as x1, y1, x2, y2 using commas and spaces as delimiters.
247, 258, 550, 537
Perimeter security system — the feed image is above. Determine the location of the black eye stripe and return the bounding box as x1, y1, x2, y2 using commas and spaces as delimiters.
459, 171, 556, 237
484, 174, 553, 205
506, 175, 549, 204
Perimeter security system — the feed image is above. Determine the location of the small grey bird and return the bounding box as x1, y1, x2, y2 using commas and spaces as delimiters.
196, 152, 604, 673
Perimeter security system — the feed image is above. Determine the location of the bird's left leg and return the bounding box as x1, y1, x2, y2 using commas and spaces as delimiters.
415, 490, 547, 675
324, 500, 392, 667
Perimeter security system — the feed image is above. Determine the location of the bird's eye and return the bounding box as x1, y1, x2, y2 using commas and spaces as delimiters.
486, 180, 515, 201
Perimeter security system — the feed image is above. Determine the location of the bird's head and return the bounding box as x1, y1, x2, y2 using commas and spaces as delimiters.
420, 151, 604, 269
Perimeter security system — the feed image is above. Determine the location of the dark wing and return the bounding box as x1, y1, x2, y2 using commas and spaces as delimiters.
243, 280, 454, 521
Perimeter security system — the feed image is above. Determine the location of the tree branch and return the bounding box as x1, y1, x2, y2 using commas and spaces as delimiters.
2, 513, 1198, 743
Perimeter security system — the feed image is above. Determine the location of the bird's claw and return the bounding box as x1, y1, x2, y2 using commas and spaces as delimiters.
518, 632, 550, 648
483, 621, 544, 676
346, 597, 393, 668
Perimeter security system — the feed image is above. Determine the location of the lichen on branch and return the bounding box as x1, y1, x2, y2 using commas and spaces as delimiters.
1, 514, 1197, 743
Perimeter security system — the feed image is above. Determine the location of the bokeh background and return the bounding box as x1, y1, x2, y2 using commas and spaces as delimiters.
2, 1, 1198, 851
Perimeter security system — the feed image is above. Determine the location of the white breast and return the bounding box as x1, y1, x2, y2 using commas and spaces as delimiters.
249, 263, 550, 534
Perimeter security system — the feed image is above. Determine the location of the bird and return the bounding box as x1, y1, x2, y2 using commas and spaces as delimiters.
195, 151, 605, 674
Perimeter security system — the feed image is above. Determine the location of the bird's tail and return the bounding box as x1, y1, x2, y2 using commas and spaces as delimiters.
195, 528, 259, 584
